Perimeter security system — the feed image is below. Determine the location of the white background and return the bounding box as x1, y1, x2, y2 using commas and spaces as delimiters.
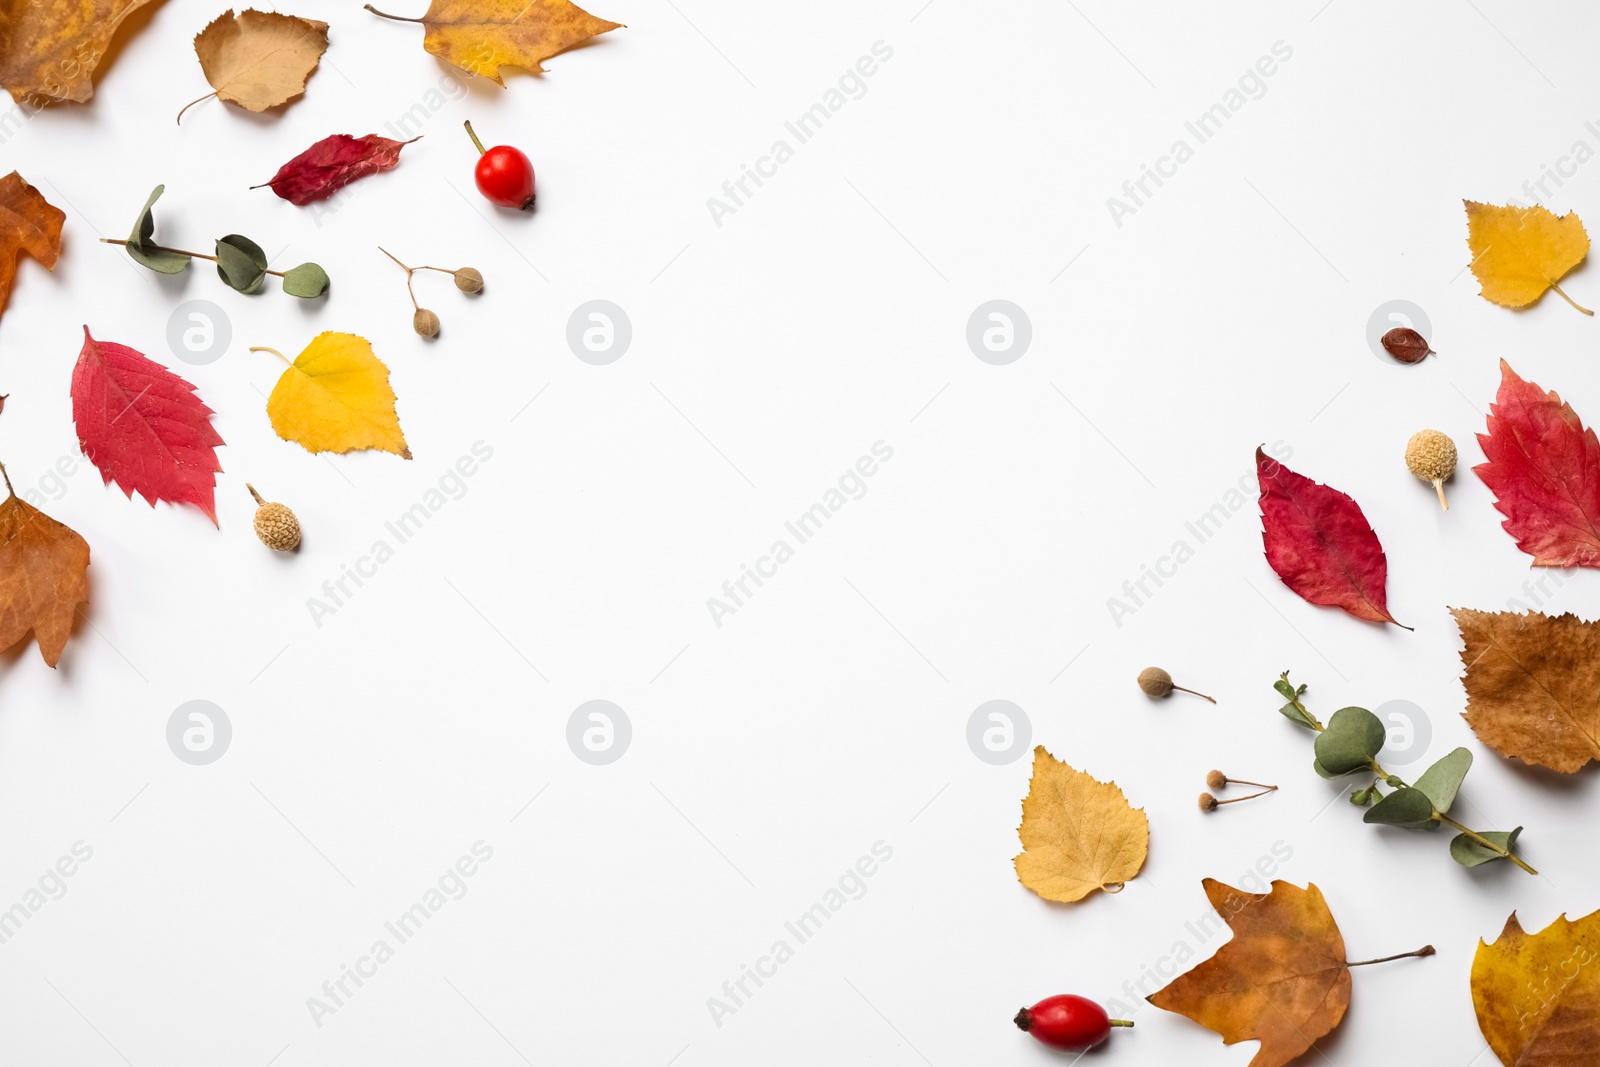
2, 0, 1599, 1064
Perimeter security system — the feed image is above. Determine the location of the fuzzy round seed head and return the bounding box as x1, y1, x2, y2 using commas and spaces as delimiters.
1138, 666, 1173, 697
1405, 429, 1457, 484
1206, 769, 1227, 790
454, 267, 484, 293
253, 501, 300, 551
1198, 792, 1219, 812
413, 308, 440, 337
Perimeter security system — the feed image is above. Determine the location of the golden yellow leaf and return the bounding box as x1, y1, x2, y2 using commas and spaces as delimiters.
1149, 880, 1352, 1067
262, 333, 411, 459
1473, 908, 1600, 1067
365, 0, 622, 85
0, 0, 160, 104
1013, 746, 1147, 903
1465, 200, 1593, 315
184, 9, 328, 122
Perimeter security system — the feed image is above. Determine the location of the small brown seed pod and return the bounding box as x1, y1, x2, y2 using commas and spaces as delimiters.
453, 267, 484, 293
1137, 667, 1216, 703
1405, 429, 1457, 511
1198, 792, 1219, 812
1206, 769, 1227, 790
413, 308, 440, 338
247, 484, 300, 551
1206, 771, 1277, 792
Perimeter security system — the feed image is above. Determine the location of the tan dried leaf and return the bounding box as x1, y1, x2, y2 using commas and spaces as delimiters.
187, 8, 328, 120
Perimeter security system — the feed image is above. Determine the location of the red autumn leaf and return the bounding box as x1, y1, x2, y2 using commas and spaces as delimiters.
252, 133, 421, 206
1257, 447, 1407, 628
1474, 360, 1600, 568
70, 327, 225, 524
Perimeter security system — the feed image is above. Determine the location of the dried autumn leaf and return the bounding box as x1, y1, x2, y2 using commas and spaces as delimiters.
71, 328, 225, 524
262, 332, 411, 458
1380, 326, 1432, 363
1452, 608, 1600, 773
1013, 746, 1147, 904
365, 0, 622, 85
252, 133, 420, 206
180, 9, 329, 124
1465, 200, 1593, 314
1257, 447, 1407, 628
1474, 361, 1600, 568
1473, 908, 1600, 1067
1148, 880, 1428, 1067
0, 0, 158, 104
0, 172, 64, 323
0, 462, 90, 668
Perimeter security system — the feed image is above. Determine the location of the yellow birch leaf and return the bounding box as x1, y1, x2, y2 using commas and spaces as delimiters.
1465, 200, 1593, 315
0, 0, 159, 105
365, 0, 623, 86
1472, 908, 1600, 1066
184, 9, 329, 122
262, 332, 411, 459
1014, 746, 1147, 903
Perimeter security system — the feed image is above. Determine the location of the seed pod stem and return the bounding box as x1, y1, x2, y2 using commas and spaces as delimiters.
1173, 684, 1216, 703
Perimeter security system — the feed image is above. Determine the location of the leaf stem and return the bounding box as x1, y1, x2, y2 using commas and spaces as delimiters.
1346, 945, 1434, 967
175, 90, 217, 125
1548, 280, 1594, 316
101, 238, 285, 276
1433, 814, 1537, 875
363, 3, 425, 22
250, 346, 293, 366
0, 461, 13, 499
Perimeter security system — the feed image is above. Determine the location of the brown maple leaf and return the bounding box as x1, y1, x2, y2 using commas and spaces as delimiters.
0, 462, 90, 668
0, 172, 64, 323
1149, 879, 1433, 1067
0, 0, 161, 105
1453, 608, 1600, 773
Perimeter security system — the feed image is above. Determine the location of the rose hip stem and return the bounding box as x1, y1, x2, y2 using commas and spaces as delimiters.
463, 120, 487, 155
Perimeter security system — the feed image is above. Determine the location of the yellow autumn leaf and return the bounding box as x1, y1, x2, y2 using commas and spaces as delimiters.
260, 333, 411, 459
0, 0, 160, 104
1014, 746, 1148, 903
365, 0, 623, 85
1465, 200, 1593, 315
1472, 907, 1600, 1066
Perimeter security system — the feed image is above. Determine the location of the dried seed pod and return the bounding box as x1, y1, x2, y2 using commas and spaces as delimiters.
453, 267, 484, 293
247, 484, 300, 551
1405, 429, 1457, 510
1137, 667, 1215, 703
1206, 769, 1227, 790
1198, 792, 1219, 812
1381, 327, 1434, 363
413, 308, 440, 338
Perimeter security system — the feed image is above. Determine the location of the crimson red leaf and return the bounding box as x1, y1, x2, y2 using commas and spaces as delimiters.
1474, 360, 1600, 567
253, 133, 420, 206
1257, 447, 1407, 628
71, 327, 224, 524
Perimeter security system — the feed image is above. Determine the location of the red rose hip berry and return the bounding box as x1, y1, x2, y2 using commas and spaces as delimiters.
1014, 994, 1132, 1051
464, 120, 535, 210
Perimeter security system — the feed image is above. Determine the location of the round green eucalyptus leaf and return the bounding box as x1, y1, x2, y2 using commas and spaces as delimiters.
1313, 706, 1386, 775
1450, 827, 1523, 868
282, 262, 330, 299
1413, 747, 1473, 815
1363, 786, 1436, 828
215, 234, 267, 294
1312, 757, 1340, 780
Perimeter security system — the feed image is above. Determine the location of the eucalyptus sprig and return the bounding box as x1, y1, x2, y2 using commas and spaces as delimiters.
101, 186, 328, 299
1273, 672, 1535, 875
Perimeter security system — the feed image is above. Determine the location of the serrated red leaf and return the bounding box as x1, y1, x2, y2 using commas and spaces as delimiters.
1473, 360, 1600, 567
253, 133, 420, 206
1257, 447, 1407, 628
70, 327, 224, 524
